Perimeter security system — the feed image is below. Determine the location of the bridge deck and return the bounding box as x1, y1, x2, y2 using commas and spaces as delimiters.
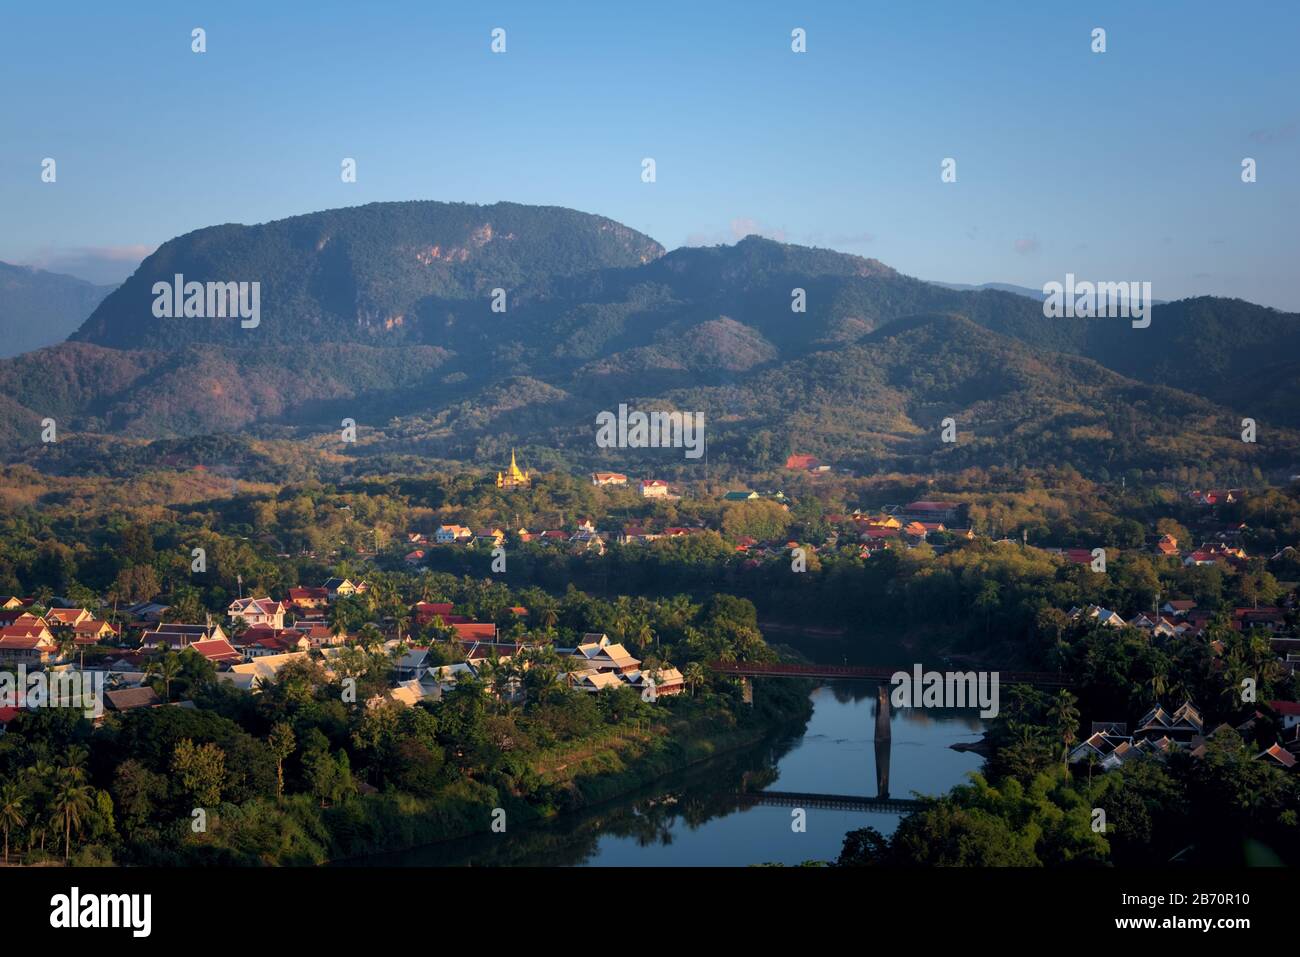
708, 660, 1068, 686
736, 790, 924, 813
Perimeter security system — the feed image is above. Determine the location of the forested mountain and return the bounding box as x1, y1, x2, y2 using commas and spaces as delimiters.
0, 261, 115, 358
2, 201, 1297, 479
70, 201, 664, 349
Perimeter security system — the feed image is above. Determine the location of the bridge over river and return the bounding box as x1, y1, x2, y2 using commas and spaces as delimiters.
707, 659, 1070, 687
704, 658, 1054, 812
734, 789, 924, 813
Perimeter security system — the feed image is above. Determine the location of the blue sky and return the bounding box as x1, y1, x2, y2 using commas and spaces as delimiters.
2, 1, 1297, 308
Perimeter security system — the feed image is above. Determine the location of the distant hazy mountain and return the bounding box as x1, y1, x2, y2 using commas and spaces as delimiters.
0, 262, 115, 358
2, 202, 1296, 476
929, 280, 1049, 301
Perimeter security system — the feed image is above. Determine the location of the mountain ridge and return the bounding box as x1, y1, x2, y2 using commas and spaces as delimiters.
2, 201, 1296, 481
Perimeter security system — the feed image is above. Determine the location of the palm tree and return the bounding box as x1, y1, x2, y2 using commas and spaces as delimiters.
683, 662, 708, 698
356, 623, 384, 653
536, 598, 559, 631
61, 746, 88, 774
1085, 753, 1100, 791
146, 652, 182, 702
0, 783, 25, 864
50, 768, 93, 861
327, 603, 350, 643
1047, 690, 1081, 771
53, 630, 77, 667
1146, 669, 1168, 703
21, 760, 54, 852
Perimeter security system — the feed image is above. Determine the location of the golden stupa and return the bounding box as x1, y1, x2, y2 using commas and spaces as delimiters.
496, 449, 531, 489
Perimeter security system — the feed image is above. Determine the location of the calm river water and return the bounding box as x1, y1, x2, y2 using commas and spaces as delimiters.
344, 631, 986, 866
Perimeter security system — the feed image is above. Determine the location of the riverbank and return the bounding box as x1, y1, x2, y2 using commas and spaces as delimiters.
122, 681, 814, 866
321, 682, 814, 864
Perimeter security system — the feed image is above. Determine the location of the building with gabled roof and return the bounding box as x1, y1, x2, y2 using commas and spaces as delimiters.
228, 596, 287, 630
639, 479, 670, 498
1135, 701, 1203, 742
567, 670, 625, 693
0, 623, 57, 664
187, 638, 243, 665
217, 652, 309, 693
141, 621, 228, 651
104, 687, 164, 713
572, 633, 640, 674
1258, 743, 1297, 770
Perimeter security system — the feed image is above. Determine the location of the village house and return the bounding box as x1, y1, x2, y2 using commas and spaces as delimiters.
785, 454, 819, 471
122, 601, 171, 623
1233, 607, 1286, 633
404, 549, 426, 566
392, 646, 429, 682
322, 577, 368, 598
0, 608, 41, 628
187, 637, 244, 665
413, 602, 455, 627
898, 501, 967, 524
218, 652, 310, 693
1135, 702, 1204, 743
104, 687, 164, 714
569, 633, 641, 674
624, 665, 685, 697
591, 472, 628, 486
0, 622, 57, 665
248, 631, 311, 657
73, 619, 119, 645
140, 621, 229, 652
1187, 489, 1240, 507
287, 620, 343, 648
1068, 727, 1132, 766
1069, 605, 1128, 629
228, 625, 310, 657
1258, 743, 1297, 770
568, 670, 625, 693
228, 596, 287, 630
902, 521, 929, 545
435, 524, 473, 544
44, 607, 94, 629
1155, 533, 1180, 558
287, 586, 330, 614
1270, 700, 1300, 731
640, 479, 670, 498
451, 622, 498, 643
1130, 613, 1183, 639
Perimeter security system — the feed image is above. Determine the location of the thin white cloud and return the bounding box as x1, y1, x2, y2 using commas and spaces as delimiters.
24, 244, 155, 285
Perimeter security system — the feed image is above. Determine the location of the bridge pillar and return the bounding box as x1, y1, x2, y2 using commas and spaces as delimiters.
875, 684, 891, 799
741, 676, 753, 705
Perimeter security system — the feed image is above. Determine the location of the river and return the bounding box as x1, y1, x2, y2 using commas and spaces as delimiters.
342, 630, 986, 866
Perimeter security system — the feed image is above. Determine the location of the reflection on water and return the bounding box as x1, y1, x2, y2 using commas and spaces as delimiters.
341, 681, 986, 867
